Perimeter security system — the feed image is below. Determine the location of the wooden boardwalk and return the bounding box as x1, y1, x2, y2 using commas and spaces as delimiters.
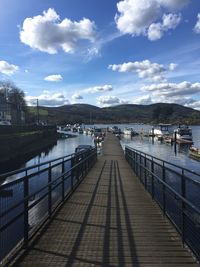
14, 133, 199, 266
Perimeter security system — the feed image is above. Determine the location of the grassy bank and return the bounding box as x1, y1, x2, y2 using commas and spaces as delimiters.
0, 127, 57, 166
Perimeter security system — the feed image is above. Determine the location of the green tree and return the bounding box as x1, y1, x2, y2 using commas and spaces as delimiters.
0, 81, 27, 124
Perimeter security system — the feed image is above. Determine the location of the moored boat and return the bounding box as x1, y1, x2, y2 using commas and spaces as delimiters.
174, 124, 192, 141
189, 146, 200, 160
149, 124, 171, 137
123, 127, 138, 136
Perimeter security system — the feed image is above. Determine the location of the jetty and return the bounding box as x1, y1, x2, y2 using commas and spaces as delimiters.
0, 133, 200, 266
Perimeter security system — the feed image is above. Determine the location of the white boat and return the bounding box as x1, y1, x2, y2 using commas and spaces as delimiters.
189, 146, 200, 160
78, 127, 83, 134
150, 124, 171, 137
123, 128, 137, 136
174, 125, 192, 141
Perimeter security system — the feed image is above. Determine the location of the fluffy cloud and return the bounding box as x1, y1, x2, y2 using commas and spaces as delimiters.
108, 60, 173, 82
97, 95, 121, 106
141, 81, 200, 98
84, 84, 113, 93
44, 74, 63, 82
169, 63, 178, 71
96, 95, 129, 106
147, 23, 163, 41
115, 0, 185, 40
157, 0, 189, 9
26, 91, 69, 106
139, 81, 200, 110
194, 13, 200, 34
20, 8, 96, 54
148, 13, 181, 41
0, 60, 19, 75
133, 95, 153, 105
185, 99, 200, 110
72, 93, 83, 100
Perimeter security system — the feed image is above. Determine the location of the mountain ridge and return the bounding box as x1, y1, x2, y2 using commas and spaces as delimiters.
28, 103, 200, 125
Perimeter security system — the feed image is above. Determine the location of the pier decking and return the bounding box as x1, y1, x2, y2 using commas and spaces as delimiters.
13, 133, 198, 266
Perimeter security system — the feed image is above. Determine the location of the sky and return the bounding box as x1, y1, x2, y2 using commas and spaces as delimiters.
1, 0, 200, 109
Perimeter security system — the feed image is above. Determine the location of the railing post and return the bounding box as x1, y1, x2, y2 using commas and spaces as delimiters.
48, 163, 52, 218
131, 150, 134, 169
62, 159, 65, 202
162, 162, 166, 215
23, 170, 29, 247
151, 157, 154, 199
139, 153, 142, 181
71, 156, 75, 190
144, 155, 147, 189
181, 169, 186, 246
134, 151, 137, 173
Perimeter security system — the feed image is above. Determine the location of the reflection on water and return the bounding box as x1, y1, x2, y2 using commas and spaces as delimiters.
1, 124, 200, 176
120, 126, 200, 176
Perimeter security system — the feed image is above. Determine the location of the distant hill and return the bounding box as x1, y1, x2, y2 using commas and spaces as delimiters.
27, 103, 200, 125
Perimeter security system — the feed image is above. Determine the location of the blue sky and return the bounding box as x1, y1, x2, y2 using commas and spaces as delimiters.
1, 0, 200, 109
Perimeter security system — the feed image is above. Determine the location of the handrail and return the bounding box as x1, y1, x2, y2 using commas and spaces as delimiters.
0, 147, 97, 266
133, 156, 200, 216
125, 146, 200, 261
126, 145, 200, 179
0, 153, 74, 181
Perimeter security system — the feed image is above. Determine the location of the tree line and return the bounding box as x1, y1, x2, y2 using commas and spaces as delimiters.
0, 81, 27, 124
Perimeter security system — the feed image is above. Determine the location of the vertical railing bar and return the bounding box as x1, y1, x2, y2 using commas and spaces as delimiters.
162, 161, 166, 215
144, 155, 147, 189
151, 156, 154, 199
181, 169, 186, 246
48, 163, 52, 218
62, 159, 65, 202
23, 169, 29, 247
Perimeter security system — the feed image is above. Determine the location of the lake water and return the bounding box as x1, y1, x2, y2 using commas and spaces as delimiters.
1, 124, 200, 176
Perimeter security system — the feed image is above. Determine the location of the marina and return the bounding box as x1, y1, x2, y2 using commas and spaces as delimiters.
1, 133, 200, 266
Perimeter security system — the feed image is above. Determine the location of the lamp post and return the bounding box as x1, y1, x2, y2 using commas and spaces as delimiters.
36, 98, 39, 125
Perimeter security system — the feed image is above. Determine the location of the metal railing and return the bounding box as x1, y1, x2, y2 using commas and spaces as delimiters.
125, 146, 200, 261
0, 147, 97, 266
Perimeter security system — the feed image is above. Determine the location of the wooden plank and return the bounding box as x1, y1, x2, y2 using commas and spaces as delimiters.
12, 133, 199, 267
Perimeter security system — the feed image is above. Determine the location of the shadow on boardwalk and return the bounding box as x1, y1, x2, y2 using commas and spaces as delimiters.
13, 133, 198, 267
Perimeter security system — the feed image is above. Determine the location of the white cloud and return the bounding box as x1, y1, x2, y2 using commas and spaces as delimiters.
162, 13, 181, 29
133, 95, 153, 105
194, 13, 200, 34
109, 60, 168, 82
157, 0, 189, 10
72, 93, 83, 100
148, 13, 181, 41
169, 63, 178, 71
20, 8, 96, 54
44, 74, 63, 82
96, 95, 129, 107
141, 81, 200, 98
26, 91, 69, 106
97, 95, 120, 106
185, 99, 200, 110
115, 0, 184, 41
147, 23, 163, 41
115, 0, 160, 36
84, 84, 113, 93
0, 60, 19, 75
